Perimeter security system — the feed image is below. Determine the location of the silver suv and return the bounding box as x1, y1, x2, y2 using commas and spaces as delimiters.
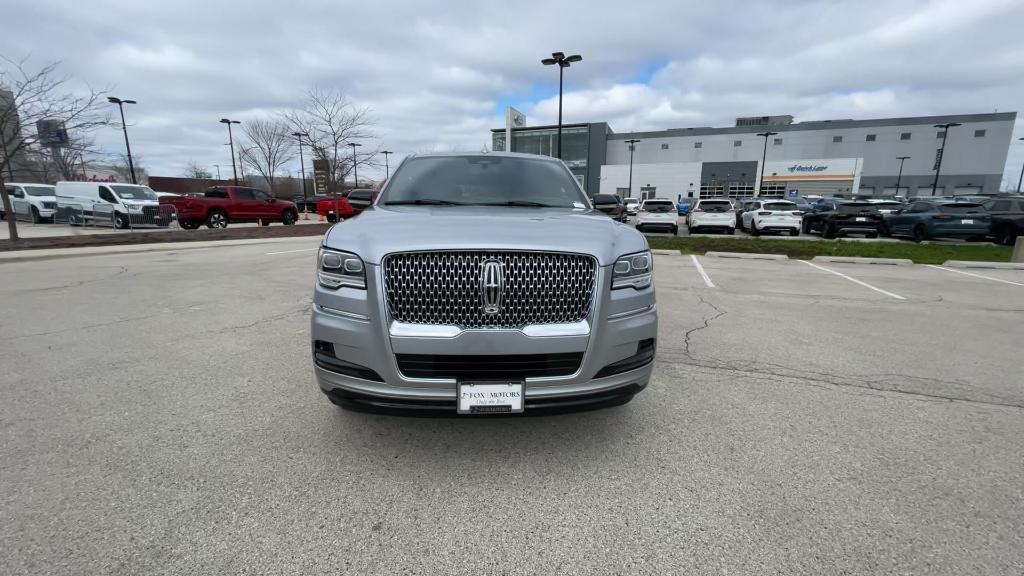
311, 152, 657, 414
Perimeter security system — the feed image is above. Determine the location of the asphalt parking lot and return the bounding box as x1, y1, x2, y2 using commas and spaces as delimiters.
1, 238, 1022, 575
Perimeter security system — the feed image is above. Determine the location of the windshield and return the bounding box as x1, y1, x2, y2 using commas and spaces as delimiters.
643, 201, 674, 212
698, 201, 732, 212
763, 202, 797, 210
23, 186, 55, 197
110, 185, 158, 201
938, 204, 984, 214
381, 156, 587, 208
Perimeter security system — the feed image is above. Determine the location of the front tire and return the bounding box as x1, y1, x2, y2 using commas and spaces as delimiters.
31, 206, 41, 224
912, 225, 928, 243
206, 210, 228, 229
749, 221, 760, 236
802, 219, 812, 234
997, 225, 1018, 246
282, 210, 297, 225
114, 212, 130, 229
671, 226, 678, 235
179, 219, 200, 230
822, 222, 836, 239
727, 227, 735, 235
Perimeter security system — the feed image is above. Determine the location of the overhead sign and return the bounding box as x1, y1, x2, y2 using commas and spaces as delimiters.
312, 159, 329, 195
36, 119, 69, 147
933, 148, 943, 170
787, 164, 828, 173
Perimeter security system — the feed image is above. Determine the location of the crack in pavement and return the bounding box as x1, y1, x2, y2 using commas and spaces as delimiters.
200, 305, 312, 336
682, 296, 727, 356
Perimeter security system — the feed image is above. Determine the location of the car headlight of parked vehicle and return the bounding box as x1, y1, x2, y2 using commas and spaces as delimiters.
318, 247, 366, 289
612, 250, 652, 290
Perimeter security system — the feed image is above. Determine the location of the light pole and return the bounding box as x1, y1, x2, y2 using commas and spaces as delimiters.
1016, 137, 1024, 193
293, 132, 308, 211
219, 118, 240, 184
108, 97, 138, 184
625, 139, 640, 199
895, 156, 911, 198
381, 150, 393, 179
541, 51, 582, 160
931, 122, 961, 195
756, 131, 778, 197
339, 142, 361, 219
213, 164, 221, 180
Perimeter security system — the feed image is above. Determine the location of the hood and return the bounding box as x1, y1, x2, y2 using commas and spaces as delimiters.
323, 205, 648, 266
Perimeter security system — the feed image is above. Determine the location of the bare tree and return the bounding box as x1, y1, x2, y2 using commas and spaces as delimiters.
282, 87, 376, 193
183, 160, 212, 179
1, 55, 108, 241
109, 152, 145, 184
240, 118, 294, 192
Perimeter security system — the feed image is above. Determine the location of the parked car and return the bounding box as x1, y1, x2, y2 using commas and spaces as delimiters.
635, 198, 678, 234
312, 151, 656, 414
789, 196, 812, 214
2, 183, 56, 223
883, 200, 991, 242
591, 194, 628, 222
802, 199, 883, 238
734, 198, 758, 229
624, 197, 640, 216
56, 181, 169, 228
676, 198, 692, 216
686, 199, 736, 235
742, 199, 802, 236
159, 185, 298, 229
316, 189, 378, 222
865, 199, 905, 215
982, 196, 1024, 245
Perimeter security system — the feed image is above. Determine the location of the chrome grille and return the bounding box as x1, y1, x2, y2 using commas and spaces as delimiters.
383, 251, 597, 328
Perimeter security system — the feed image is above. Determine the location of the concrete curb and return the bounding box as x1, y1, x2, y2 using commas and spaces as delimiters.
941, 260, 1024, 270
651, 249, 681, 256
705, 251, 788, 261
0, 236, 321, 263
812, 256, 913, 266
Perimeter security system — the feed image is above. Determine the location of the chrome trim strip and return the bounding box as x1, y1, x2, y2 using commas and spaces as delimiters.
607, 304, 655, 321
389, 319, 591, 338
318, 305, 370, 322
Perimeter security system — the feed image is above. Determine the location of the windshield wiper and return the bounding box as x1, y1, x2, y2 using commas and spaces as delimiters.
475, 200, 560, 208
386, 199, 465, 206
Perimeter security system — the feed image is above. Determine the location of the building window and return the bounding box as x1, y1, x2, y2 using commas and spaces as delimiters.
616, 187, 629, 197
694, 141, 702, 149
866, 134, 876, 142
773, 138, 782, 145
832, 135, 843, 143
660, 143, 669, 150
974, 129, 986, 138
936, 131, 945, 139
640, 186, 657, 200
733, 140, 742, 147
900, 132, 912, 140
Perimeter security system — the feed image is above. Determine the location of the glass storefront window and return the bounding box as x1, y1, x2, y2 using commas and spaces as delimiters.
499, 127, 589, 168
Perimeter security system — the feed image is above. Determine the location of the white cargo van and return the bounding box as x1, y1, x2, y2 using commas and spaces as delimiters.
55, 182, 165, 228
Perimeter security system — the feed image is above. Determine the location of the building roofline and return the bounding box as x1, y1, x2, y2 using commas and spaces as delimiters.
489, 122, 593, 133
606, 112, 1017, 140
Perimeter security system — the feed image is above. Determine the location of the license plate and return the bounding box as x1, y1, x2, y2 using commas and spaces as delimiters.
856, 217, 867, 222
961, 219, 974, 224
458, 382, 524, 414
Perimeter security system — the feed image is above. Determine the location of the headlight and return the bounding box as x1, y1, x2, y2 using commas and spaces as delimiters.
612, 250, 652, 290
318, 247, 366, 289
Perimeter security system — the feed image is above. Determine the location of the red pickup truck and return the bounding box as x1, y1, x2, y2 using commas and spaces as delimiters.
316, 189, 378, 222
160, 186, 299, 229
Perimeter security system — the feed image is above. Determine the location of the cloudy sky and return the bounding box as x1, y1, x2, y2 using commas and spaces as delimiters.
4, 0, 1024, 186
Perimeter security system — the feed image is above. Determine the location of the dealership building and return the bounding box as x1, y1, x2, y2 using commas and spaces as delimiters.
491, 112, 1016, 200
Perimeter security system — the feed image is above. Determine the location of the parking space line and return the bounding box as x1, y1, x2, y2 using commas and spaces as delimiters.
266, 248, 318, 255
925, 264, 1024, 287
690, 255, 715, 288
799, 260, 906, 300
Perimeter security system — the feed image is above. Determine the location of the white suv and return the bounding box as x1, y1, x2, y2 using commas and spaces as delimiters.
624, 198, 640, 216
635, 199, 678, 234
2, 183, 57, 223
686, 199, 736, 234
741, 199, 801, 236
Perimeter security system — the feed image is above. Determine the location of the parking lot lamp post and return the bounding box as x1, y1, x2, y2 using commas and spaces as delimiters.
895, 156, 911, 197
1017, 138, 1024, 193
293, 132, 308, 211
219, 118, 241, 184
931, 122, 960, 195
756, 132, 778, 197
108, 97, 138, 184
541, 52, 582, 160
340, 142, 361, 218
624, 139, 640, 199
213, 164, 221, 180
381, 150, 393, 179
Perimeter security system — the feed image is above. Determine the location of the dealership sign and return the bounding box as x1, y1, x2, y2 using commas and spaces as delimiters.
787, 164, 828, 173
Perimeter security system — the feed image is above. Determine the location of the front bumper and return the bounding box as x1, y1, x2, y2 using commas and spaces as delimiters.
311, 262, 658, 411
